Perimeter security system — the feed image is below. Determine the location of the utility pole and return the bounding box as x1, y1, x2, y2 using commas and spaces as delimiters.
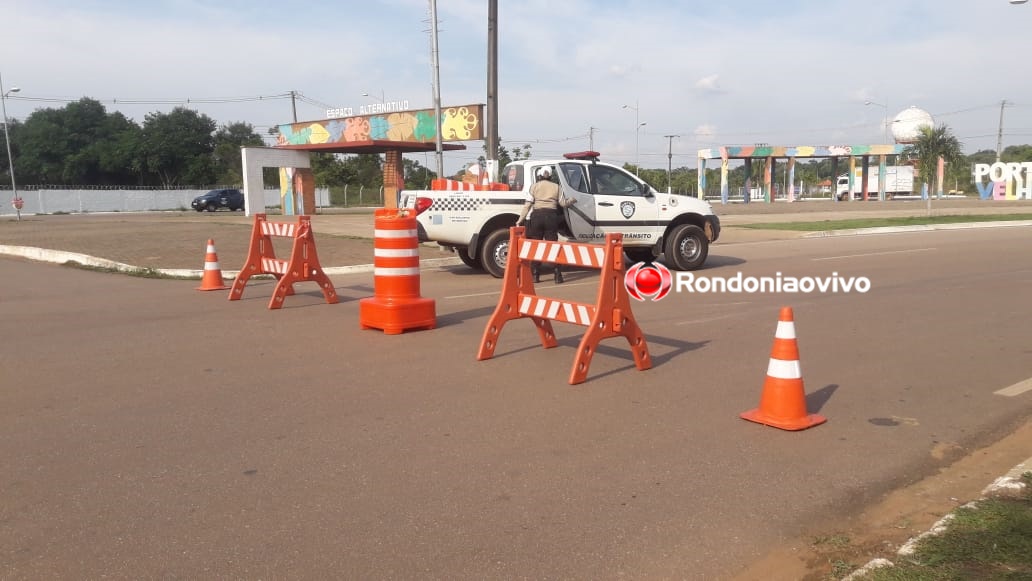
664, 134, 680, 193
429, 0, 444, 179
485, 0, 499, 181
589, 126, 597, 151
996, 99, 1007, 162
290, 90, 297, 123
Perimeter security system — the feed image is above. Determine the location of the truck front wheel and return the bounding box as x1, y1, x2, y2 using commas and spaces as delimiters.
480, 229, 510, 278
664, 224, 709, 271
625, 248, 656, 264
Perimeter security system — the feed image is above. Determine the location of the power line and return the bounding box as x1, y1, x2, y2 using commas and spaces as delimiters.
5, 91, 333, 108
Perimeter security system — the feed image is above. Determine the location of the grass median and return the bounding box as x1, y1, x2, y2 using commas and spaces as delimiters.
816, 473, 1032, 580
736, 213, 1032, 232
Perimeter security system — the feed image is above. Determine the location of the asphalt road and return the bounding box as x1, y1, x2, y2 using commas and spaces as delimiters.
1, 225, 1030, 579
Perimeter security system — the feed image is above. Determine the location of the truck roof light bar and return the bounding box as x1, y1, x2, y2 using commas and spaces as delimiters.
563, 151, 601, 162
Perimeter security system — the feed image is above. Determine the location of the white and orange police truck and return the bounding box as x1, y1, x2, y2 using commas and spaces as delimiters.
400, 151, 721, 278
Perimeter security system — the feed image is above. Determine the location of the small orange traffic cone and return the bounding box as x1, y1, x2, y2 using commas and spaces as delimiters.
740, 307, 826, 431
197, 239, 230, 291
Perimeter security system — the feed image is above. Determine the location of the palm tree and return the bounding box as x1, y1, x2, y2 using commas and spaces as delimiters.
901, 124, 964, 197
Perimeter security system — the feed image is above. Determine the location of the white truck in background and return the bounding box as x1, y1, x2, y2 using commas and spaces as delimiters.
836, 165, 915, 200
400, 151, 721, 278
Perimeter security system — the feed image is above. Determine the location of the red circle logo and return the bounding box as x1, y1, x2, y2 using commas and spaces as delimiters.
624, 261, 673, 302
635, 267, 662, 295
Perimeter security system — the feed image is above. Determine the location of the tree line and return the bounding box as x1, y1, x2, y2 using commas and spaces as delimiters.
0, 98, 444, 191
1, 99, 1025, 197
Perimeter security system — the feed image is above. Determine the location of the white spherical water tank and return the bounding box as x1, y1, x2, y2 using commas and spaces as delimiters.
892, 107, 935, 144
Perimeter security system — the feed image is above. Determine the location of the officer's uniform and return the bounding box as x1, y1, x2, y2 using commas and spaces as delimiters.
517, 167, 575, 283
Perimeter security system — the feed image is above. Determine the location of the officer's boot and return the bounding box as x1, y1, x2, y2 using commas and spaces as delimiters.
554, 263, 564, 284
531, 262, 541, 283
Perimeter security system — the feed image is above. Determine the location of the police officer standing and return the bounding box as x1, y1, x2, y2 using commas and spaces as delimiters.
516, 166, 576, 283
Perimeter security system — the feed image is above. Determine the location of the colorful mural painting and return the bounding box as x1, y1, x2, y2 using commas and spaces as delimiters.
697, 143, 909, 204
697, 144, 905, 160
276, 104, 485, 147
974, 162, 1032, 200
279, 167, 297, 215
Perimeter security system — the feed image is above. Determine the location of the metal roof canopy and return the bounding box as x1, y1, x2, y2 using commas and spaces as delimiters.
276, 140, 466, 155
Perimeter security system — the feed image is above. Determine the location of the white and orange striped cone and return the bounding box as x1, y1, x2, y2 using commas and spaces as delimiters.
740, 307, 826, 431
196, 238, 230, 291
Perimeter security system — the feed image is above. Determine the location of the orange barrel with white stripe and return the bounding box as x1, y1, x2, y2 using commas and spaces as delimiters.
359, 208, 436, 334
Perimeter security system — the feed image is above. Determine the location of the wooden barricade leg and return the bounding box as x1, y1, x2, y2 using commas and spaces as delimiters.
569, 234, 652, 384
229, 213, 283, 301
268, 216, 339, 310
477, 226, 557, 361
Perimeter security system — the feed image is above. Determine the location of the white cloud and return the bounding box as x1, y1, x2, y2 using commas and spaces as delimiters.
3, 0, 1030, 173
694, 124, 717, 140
694, 75, 725, 95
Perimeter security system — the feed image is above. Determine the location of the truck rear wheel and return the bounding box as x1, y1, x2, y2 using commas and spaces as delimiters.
664, 224, 708, 271
457, 247, 482, 270
480, 229, 510, 278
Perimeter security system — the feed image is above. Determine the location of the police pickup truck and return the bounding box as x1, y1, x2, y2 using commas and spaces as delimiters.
400, 151, 720, 278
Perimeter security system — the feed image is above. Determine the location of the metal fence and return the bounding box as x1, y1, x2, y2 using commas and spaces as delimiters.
0, 188, 331, 216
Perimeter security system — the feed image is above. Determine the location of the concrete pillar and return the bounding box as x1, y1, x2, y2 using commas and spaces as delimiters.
297, 168, 316, 214
383, 150, 404, 209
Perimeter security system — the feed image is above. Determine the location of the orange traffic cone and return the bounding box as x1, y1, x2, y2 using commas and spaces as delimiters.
196, 239, 230, 291
740, 307, 826, 431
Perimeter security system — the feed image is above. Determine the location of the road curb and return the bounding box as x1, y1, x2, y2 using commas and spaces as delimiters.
2, 220, 1029, 277
803, 220, 1032, 238
0, 244, 464, 279
843, 455, 1032, 580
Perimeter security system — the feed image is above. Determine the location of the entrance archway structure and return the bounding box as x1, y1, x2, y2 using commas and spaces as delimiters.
241, 103, 483, 215
697, 143, 906, 203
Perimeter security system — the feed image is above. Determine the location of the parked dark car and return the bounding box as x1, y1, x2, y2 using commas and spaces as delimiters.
191, 188, 245, 212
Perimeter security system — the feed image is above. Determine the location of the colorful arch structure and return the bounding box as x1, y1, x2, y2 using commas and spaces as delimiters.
242, 103, 483, 214
697, 144, 909, 203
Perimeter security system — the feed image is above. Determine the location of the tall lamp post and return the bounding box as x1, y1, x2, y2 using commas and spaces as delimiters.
622, 101, 646, 176
864, 100, 889, 143
664, 134, 680, 193
1, 75, 20, 221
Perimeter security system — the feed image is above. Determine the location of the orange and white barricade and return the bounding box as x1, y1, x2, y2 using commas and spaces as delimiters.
430, 178, 476, 191
359, 208, 436, 334
229, 213, 338, 310
476, 227, 651, 385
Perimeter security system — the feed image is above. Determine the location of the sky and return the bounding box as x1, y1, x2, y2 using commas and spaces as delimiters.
2, 0, 1031, 176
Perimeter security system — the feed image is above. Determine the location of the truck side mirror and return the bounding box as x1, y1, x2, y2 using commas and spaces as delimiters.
642, 182, 654, 198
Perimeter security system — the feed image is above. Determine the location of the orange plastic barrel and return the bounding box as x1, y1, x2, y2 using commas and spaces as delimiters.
359, 208, 436, 334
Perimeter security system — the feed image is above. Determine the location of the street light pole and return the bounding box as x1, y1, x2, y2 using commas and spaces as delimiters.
664, 134, 680, 193
864, 100, 889, 143
1, 73, 21, 221
996, 99, 1007, 163
622, 100, 643, 176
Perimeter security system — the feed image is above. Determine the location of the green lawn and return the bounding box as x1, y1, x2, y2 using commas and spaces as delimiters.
810, 473, 1032, 580
736, 213, 1032, 231
857, 474, 1032, 580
